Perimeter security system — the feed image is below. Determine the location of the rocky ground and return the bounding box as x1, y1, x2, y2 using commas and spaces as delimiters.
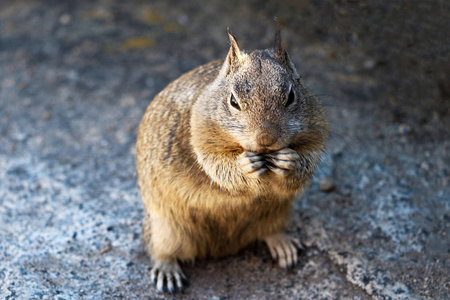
0, 0, 449, 299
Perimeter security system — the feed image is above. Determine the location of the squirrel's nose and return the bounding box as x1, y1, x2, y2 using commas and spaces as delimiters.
256, 131, 277, 147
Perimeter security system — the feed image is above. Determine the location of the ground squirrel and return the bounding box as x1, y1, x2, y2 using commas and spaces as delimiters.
136, 29, 328, 293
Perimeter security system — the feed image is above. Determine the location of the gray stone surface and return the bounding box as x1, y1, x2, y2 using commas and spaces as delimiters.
0, 0, 448, 299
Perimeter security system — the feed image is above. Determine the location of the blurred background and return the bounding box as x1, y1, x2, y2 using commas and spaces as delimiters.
0, 0, 448, 299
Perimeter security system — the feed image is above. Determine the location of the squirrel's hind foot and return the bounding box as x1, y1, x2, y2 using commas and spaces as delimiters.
150, 259, 188, 293
264, 233, 304, 269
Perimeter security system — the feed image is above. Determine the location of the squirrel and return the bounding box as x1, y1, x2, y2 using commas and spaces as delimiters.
136, 29, 328, 293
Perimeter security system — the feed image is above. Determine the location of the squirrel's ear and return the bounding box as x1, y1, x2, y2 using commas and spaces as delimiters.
274, 28, 299, 76
222, 28, 241, 75
227, 28, 241, 62
274, 27, 290, 65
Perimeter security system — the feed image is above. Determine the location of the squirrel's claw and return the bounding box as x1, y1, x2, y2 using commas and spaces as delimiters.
264, 233, 303, 269
265, 148, 300, 176
237, 152, 268, 178
150, 259, 186, 293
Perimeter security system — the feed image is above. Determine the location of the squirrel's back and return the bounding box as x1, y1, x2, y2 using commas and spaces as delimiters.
136, 60, 222, 199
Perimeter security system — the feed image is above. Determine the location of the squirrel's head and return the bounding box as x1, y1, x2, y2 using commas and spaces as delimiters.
192, 29, 328, 156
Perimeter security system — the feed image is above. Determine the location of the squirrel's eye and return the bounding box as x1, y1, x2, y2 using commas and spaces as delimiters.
286, 88, 295, 107
230, 94, 241, 110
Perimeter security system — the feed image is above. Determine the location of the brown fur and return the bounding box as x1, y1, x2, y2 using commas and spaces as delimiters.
136, 31, 328, 280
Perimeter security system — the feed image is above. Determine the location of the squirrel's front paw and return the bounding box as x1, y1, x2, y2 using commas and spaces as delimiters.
264, 233, 304, 269
237, 152, 268, 179
150, 259, 188, 293
265, 148, 299, 177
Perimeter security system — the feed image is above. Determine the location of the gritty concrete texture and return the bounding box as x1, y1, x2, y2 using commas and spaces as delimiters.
0, 0, 449, 299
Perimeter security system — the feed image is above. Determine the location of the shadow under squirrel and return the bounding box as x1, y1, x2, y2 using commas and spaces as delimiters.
136, 29, 328, 293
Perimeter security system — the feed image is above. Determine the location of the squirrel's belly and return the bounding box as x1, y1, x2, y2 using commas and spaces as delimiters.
182, 195, 292, 258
